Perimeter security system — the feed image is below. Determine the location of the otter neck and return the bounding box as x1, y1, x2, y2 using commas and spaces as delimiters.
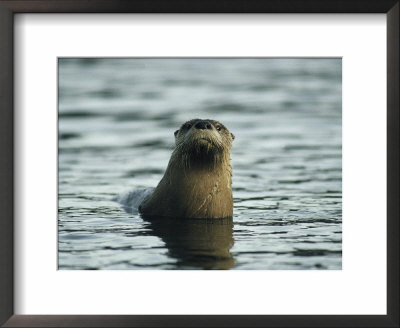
165, 151, 233, 219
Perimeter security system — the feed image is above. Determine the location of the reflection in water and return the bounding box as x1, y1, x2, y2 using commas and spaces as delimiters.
142, 216, 235, 270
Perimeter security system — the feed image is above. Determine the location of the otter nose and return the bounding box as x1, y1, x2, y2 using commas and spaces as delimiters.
195, 120, 212, 130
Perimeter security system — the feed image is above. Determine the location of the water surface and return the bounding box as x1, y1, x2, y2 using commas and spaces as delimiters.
58, 58, 342, 270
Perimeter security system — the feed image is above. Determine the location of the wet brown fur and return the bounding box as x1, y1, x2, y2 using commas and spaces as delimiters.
139, 119, 234, 219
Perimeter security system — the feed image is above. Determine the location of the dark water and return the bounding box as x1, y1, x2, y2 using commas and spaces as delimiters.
58, 58, 342, 270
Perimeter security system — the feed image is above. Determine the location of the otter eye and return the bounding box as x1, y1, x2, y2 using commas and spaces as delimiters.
185, 123, 192, 129
216, 125, 222, 131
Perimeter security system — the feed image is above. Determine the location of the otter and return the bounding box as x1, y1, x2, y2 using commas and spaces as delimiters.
139, 118, 235, 219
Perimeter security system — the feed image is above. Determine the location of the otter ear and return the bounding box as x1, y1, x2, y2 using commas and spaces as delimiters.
231, 133, 235, 140
174, 130, 179, 137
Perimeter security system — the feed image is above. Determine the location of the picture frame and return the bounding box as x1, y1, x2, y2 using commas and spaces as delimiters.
0, 0, 398, 327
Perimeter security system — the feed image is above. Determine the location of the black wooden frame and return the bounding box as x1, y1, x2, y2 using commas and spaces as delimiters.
0, 1, 398, 327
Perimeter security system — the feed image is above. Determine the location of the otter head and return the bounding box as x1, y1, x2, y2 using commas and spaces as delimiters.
173, 118, 235, 168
